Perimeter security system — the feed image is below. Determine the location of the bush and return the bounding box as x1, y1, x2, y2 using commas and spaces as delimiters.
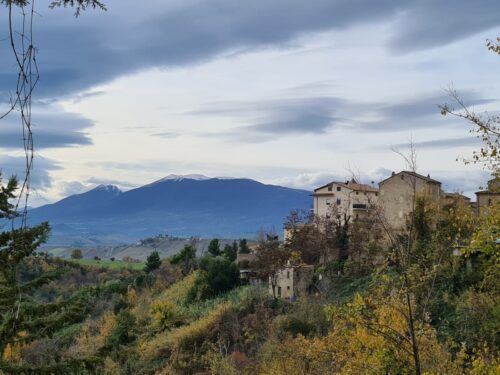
188, 256, 240, 301
150, 300, 186, 332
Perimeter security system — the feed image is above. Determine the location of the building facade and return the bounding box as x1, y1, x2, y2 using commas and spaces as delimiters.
312, 179, 379, 221
269, 264, 314, 299
378, 171, 442, 231
475, 178, 500, 215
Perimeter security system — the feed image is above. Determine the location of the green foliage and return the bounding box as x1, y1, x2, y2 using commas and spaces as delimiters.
144, 250, 161, 273
188, 256, 240, 302
170, 244, 196, 274
208, 238, 221, 256
106, 309, 137, 348
238, 238, 250, 254
223, 241, 238, 261
71, 258, 145, 270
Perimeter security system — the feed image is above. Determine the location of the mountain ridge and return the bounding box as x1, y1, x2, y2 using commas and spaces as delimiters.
28, 175, 311, 246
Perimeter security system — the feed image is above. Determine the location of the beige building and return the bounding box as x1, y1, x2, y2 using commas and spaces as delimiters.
475, 178, 500, 215
379, 171, 442, 231
269, 264, 314, 299
312, 179, 379, 221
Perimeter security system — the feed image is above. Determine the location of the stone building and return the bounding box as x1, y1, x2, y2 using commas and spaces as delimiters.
475, 178, 500, 215
312, 179, 379, 221
379, 171, 442, 231
269, 264, 314, 300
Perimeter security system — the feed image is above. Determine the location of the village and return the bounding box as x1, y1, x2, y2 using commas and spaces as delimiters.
236, 170, 500, 300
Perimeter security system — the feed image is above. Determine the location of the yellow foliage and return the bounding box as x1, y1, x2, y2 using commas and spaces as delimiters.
258, 290, 479, 375
150, 299, 186, 331
139, 302, 233, 360
156, 271, 198, 306
2, 331, 28, 364
103, 356, 121, 375
127, 287, 138, 307
69, 312, 116, 357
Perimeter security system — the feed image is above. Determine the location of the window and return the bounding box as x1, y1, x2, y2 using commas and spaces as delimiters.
356, 191, 359, 195
278, 287, 282, 297
401, 174, 405, 180
336, 186, 341, 191
287, 271, 290, 279
488, 198, 492, 206
326, 199, 331, 206
336, 199, 341, 205
287, 286, 290, 290
375, 192, 378, 196
355, 214, 359, 220
327, 186, 332, 191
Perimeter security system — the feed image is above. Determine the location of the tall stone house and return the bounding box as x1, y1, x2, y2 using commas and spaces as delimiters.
378, 171, 442, 231
312, 179, 379, 221
475, 178, 500, 215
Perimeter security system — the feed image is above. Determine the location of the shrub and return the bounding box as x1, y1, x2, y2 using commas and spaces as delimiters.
188, 256, 240, 301
139, 302, 234, 359
150, 300, 186, 332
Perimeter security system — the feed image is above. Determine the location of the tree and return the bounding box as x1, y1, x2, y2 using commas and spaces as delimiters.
0, 175, 96, 372
238, 238, 250, 254
144, 250, 161, 273
188, 256, 240, 301
207, 238, 221, 257
222, 242, 237, 262
252, 234, 288, 300
71, 248, 83, 259
439, 39, 500, 176
170, 244, 197, 274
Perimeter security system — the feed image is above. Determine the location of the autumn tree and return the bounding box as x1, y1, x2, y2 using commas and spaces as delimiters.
252, 234, 288, 300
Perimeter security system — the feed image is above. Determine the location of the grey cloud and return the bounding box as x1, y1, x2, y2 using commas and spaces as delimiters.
434, 170, 492, 198
58, 181, 90, 196
0, 106, 93, 149
391, 137, 481, 150
390, 0, 500, 52
0, 155, 61, 190
193, 97, 342, 142
2, 0, 496, 99
358, 91, 495, 132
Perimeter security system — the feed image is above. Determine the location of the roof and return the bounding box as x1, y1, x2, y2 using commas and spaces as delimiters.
443, 192, 471, 201
475, 190, 500, 195
379, 171, 441, 185
314, 179, 379, 193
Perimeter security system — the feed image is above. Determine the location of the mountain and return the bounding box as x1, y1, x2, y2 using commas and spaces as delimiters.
28, 176, 311, 246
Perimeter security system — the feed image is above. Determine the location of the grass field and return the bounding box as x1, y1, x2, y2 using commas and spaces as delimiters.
71, 259, 145, 270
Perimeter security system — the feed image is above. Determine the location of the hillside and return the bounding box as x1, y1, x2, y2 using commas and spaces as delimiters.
28, 175, 311, 246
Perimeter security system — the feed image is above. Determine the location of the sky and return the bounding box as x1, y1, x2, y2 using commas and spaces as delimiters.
0, 0, 499, 206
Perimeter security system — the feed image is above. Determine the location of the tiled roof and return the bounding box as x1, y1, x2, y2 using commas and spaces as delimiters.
379, 171, 441, 185
314, 179, 378, 193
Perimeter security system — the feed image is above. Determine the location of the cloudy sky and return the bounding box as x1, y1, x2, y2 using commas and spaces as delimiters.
0, 0, 498, 205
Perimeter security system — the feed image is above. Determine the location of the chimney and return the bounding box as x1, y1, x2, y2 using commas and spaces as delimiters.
427, 174, 430, 178
392, 171, 395, 176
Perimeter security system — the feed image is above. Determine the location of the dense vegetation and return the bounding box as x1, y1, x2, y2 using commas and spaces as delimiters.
0, 168, 498, 374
